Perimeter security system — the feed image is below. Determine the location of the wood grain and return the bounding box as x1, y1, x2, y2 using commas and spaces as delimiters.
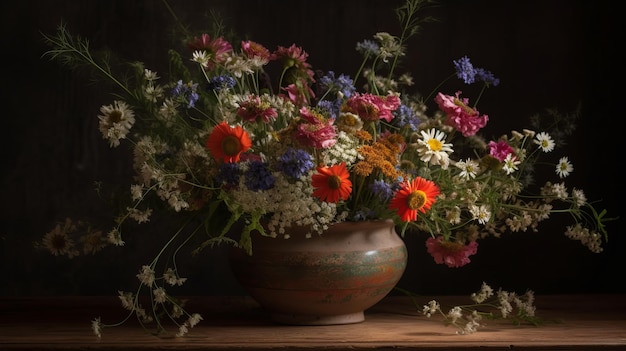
1, 295, 625, 350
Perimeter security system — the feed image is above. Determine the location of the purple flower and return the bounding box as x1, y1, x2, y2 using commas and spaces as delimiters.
244, 161, 275, 191
171, 80, 199, 108
453, 56, 477, 84
276, 148, 314, 179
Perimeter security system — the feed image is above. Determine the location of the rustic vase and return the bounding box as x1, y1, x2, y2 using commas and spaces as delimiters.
228, 219, 407, 325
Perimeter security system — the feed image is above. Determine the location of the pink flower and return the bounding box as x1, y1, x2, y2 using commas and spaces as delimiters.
237, 95, 277, 123
344, 93, 401, 122
271, 44, 315, 82
187, 34, 233, 69
294, 107, 337, 149
241, 40, 271, 62
435, 91, 488, 136
488, 140, 515, 162
426, 236, 478, 268
281, 80, 315, 106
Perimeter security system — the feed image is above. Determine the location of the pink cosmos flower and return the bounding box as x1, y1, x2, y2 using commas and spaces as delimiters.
487, 140, 515, 162
294, 107, 337, 149
237, 95, 277, 123
435, 91, 488, 136
344, 93, 401, 122
426, 236, 478, 268
187, 34, 233, 69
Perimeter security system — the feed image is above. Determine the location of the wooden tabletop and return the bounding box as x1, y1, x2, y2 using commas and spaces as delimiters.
1, 294, 625, 350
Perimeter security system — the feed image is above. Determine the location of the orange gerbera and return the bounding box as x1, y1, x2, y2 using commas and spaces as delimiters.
389, 177, 440, 222
206, 121, 252, 163
311, 163, 352, 203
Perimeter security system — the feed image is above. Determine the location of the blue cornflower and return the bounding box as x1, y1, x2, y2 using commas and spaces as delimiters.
370, 179, 394, 201
319, 71, 356, 99
392, 104, 420, 131
355, 40, 380, 56
453, 56, 477, 84
171, 80, 199, 108
475, 68, 500, 87
317, 99, 343, 119
244, 161, 275, 191
276, 148, 314, 179
216, 163, 241, 187
207, 75, 236, 91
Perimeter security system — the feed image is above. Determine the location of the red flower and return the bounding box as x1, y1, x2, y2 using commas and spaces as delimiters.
389, 177, 440, 222
206, 121, 252, 163
311, 163, 352, 203
426, 236, 478, 268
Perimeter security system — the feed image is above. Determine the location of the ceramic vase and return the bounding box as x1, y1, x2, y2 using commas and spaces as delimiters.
228, 220, 407, 325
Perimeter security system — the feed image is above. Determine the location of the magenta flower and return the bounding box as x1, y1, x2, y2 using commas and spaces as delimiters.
281, 80, 316, 106
426, 236, 478, 268
294, 107, 337, 149
187, 34, 233, 69
344, 92, 401, 122
487, 140, 515, 162
237, 95, 277, 123
435, 91, 488, 136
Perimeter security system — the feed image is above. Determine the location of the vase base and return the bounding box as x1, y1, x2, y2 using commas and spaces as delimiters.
270, 311, 365, 325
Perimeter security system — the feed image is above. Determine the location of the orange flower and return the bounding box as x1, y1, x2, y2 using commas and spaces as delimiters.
311, 163, 352, 203
206, 121, 252, 163
389, 177, 440, 222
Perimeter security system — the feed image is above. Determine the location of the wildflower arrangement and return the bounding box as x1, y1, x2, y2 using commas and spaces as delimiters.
40, 0, 612, 337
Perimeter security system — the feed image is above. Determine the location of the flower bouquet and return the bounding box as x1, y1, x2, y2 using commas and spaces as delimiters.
40, 0, 613, 337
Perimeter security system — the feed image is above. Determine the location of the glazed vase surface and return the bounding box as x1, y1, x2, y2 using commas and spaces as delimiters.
229, 220, 408, 325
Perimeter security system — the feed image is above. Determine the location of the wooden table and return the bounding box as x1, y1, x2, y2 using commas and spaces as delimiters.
1, 294, 625, 350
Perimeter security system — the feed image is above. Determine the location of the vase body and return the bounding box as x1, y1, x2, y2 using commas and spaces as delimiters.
228, 220, 407, 325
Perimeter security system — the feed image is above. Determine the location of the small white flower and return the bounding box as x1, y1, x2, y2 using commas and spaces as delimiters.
534, 132, 555, 152
555, 156, 573, 178
91, 317, 102, 338
144, 69, 159, 81
470, 204, 491, 224
106, 228, 125, 246
191, 50, 210, 67
118, 291, 135, 310
455, 158, 480, 180
572, 188, 587, 207
502, 153, 520, 175
98, 100, 136, 148
188, 313, 203, 327
163, 268, 187, 286
136, 265, 155, 286
153, 287, 167, 303
422, 300, 440, 318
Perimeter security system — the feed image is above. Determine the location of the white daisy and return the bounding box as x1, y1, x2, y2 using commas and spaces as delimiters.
417, 128, 454, 169
469, 204, 491, 224
98, 100, 136, 147
555, 156, 573, 178
502, 153, 520, 175
534, 132, 555, 152
455, 158, 480, 180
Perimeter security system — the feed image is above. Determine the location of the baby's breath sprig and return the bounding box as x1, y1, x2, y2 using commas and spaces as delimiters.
398, 282, 543, 335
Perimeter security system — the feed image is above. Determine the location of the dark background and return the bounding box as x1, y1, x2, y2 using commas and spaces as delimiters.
1, 0, 623, 297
